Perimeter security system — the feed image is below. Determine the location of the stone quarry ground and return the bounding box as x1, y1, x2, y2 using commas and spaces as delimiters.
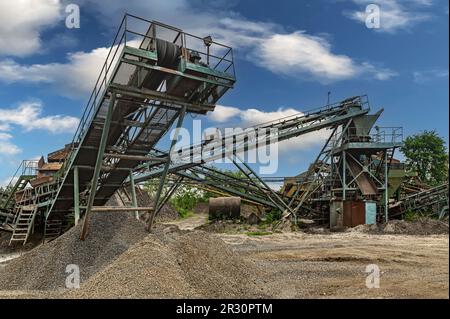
0, 210, 448, 299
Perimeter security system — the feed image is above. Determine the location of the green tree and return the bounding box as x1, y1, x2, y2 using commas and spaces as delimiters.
401, 130, 448, 186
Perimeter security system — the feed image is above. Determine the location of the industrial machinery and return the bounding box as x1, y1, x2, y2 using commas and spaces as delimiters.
0, 14, 446, 245
1, 14, 236, 243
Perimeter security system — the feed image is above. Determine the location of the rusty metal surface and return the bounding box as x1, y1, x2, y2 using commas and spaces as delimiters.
343, 200, 365, 227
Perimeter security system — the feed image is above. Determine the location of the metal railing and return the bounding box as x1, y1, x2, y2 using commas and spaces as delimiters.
63, 13, 236, 175
346, 126, 404, 144
4, 160, 39, 190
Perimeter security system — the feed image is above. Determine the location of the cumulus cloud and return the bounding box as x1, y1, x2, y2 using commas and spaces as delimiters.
0, 0, 396, 98
208, 105, 241, 123
255, 32, 358, 81
0, 0, 62, 56
346, 0, 434, 33
252, 31, 397, 82
0, 133, 22, 156
0, 101, 79, 134
0, 39, 142, 98
0, 48, 109, 98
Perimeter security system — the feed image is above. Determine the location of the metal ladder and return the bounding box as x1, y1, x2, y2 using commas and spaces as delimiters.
9, 204, 38, 246
43, 219, 63, 243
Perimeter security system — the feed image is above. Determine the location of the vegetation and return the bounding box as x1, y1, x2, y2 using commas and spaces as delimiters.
169, 185, 202, 218
142, 167, 266, 220
246, 231, 272, 236
401, 130, 448, 186
144, 179, 205, 218
264, 209, 282, 224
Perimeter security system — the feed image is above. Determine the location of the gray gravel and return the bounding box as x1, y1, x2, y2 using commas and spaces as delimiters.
65, 228, 268, 299
0, 212, 148, 290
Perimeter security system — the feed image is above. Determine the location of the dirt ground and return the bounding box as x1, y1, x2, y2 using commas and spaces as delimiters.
167, 215, 448, 298
0, 212, 448, 299
219, 232, 449, 298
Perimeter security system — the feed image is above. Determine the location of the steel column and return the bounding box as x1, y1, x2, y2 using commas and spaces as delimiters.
73, 166, 80, 226
384, 150, 389, 223
129, 170, 139, 220
342, 150, 346, 201
146, 106, 187, 231
232, 156, 290, 214
80, 93, 116, 240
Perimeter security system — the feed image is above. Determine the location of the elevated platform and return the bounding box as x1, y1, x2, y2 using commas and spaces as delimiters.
3, 14, 236, 241
48, 16, 235, 230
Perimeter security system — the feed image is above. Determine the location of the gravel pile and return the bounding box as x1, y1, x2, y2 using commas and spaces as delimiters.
382, 219, 448, 235
65, 228, 267, 299
0, 212, 148, 291
350, 218, 449, 235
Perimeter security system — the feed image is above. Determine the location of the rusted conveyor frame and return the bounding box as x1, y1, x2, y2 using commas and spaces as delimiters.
389, 183, 449, 218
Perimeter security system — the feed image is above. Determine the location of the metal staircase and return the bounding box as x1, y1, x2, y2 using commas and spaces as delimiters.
0, 160, 38, 213
43, 219, 63, 243
9, 205, 38, 245
38, 15, 236, 238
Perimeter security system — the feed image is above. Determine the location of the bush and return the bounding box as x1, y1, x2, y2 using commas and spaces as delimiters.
264, 209, 282, 224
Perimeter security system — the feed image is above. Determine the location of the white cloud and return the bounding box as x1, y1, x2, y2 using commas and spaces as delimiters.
0, 133, 22, 156
413, 69, 449, 83
0, 1, 396, 96
0, 0, 62, 56
0, 101, 79, 134
208, 105, 242, 123
255, 32, 358, 82
0, 48, 108, 98
252, 32, 396, 82
346, 0, 434, 33
0, 39, 141, 98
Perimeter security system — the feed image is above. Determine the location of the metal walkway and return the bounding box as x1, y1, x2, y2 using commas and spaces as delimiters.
3, 14, 236, 241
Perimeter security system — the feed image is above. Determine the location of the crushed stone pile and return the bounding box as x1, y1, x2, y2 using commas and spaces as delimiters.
1, 211, 266, 298
0, 212, 148, 291
382, 219, 448, 235
65, 228, 267, 299
350, 218, 449, 235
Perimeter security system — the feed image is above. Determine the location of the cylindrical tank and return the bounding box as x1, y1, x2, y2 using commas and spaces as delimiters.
209, 197, 241, 220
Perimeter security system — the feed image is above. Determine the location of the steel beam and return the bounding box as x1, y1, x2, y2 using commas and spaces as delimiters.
385, 150, 389, 223
129, 170, 139, 220
73, 166, 80, 226
231, 156, 290, 214
146, 106, 187, 231
80, 93, 116, 240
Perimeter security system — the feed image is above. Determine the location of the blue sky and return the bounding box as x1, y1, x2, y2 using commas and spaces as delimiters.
0, 0, 448, 186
